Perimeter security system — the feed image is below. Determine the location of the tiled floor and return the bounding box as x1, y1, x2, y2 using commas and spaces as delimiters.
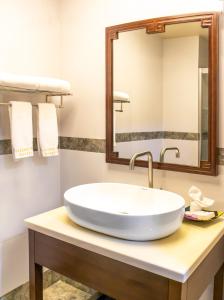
0, 271, 114, 300
44, 280, 99, 300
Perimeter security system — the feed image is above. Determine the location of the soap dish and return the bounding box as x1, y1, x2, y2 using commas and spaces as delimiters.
184, 206, 224, 222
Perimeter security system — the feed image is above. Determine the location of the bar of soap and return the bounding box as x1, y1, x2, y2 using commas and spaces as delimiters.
185, 211, 215, 221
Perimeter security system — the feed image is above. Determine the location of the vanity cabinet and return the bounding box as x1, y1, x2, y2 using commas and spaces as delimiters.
26, 207, 224, 300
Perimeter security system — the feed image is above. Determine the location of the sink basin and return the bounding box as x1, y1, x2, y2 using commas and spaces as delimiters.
64, 183, 185, 241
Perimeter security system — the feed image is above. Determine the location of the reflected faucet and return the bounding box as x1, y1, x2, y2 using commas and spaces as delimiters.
129, 150, 153, 188
160, 147, 180, 163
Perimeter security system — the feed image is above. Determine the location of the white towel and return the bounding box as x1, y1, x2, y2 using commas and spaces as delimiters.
188, 186, 214, 211
0, 72, 71, 94
113, 91, 130, 101
38, 77, 71, 94
8, 101, 33, 159
0, 72, 39, 91
37, 103, 59, 157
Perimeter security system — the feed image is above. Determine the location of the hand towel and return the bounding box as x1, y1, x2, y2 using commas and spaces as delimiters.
188, 185, 214, 211
8, 101, 33, 159
37, 103, 59, 157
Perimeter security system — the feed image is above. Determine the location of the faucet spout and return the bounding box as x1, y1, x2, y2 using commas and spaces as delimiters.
129, 150, 153, 188
160, 147, 180, 163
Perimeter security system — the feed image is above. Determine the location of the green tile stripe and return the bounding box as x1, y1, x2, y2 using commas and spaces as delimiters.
59, 136, 105, 153
0, 138, 223, 165
115, 131, 200, 142
219, 148, 224, 165
0, 138, 38, 155
0, 139, 11, 155
0, 137, 106, 154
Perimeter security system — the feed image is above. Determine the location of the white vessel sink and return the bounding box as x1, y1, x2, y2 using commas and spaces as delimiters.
64, 183, 185, 241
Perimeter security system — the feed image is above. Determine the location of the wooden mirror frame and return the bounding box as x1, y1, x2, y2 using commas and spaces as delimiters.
106, 12, 219, 176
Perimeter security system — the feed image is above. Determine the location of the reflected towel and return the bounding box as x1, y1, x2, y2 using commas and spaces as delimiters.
113, 91, 130, 101
8, 101, 33, 159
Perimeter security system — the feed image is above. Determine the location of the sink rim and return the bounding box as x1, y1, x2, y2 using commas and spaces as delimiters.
64, 182, 185, 217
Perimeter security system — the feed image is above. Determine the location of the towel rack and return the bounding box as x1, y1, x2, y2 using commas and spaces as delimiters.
0, 94, 70, 109
0, 95, 65, 109
113, 99, 130, 112
0, 86, 71, 108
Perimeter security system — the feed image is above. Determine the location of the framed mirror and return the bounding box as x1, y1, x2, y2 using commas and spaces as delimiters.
106, 12, 219, 176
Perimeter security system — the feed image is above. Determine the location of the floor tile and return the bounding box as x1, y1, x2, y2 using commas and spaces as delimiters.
44, 280, 96, 300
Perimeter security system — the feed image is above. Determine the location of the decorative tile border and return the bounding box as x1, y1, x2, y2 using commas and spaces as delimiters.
218, 148, 224, 165
0, 137, 106, 155
0, 137, 223, 165
163, 131, 200, 141
59, 137, 105, 153
116, 131, 163, 142
0, 131, 199, 156
0, 138, 38, 155
115, 131, 200, 143
0, 139, 11, 155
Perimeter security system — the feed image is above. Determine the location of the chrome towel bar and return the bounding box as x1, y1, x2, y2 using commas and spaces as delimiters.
0, 95, 65, 108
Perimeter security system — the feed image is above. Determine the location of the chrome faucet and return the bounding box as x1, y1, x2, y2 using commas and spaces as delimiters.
129, 150, 153, 188
160, 147, 180, 163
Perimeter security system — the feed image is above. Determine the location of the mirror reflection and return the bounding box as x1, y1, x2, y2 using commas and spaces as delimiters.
113, 22, 208, 167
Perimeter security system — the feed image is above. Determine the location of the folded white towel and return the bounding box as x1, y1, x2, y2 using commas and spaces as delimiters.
8, 101, 33, 159
113, 91, 130, 102
38, 77, 71, 94
37, 103, 59, 157
188, 185, 214, 211
0, 73, 39, 91
0, 72, 71, 94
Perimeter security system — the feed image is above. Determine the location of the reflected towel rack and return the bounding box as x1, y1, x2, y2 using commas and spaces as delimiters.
0, 86, 72, 108
113, 99, 130, 112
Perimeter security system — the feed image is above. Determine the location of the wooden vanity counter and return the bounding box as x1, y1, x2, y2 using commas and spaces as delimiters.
25, 207, 224, 300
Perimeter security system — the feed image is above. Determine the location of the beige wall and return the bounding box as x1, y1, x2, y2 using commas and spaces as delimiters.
113, 29, 163, 160
112, 33, 205, 165
115, 140, 163, 162
114, 29, 163, 132
0, 0, 61, 296
162, 36, 200, 166
162, 36, 199, 133
60, 1, 223, 300
0, 0, 223, 298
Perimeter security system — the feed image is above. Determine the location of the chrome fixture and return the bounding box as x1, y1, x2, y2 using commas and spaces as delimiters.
129, 150, 153, 188
160, 147, 180, 163
0, 95, 65, 109
113, 99, 130, 112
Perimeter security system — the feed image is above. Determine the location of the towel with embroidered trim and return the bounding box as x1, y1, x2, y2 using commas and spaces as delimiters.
37, 103, 59, 157
8, 101, 33, 159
